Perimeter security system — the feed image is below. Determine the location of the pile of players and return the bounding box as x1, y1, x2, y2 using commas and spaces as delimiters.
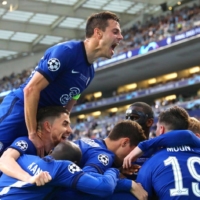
0, 102, 200, 200
0, 10, 200, 200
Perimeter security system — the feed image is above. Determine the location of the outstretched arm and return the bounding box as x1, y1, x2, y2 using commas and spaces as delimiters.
0, 148, 30, 182
24, 72, 49, 157
64, 94, 81, 112
75, 168, 119, 197
0, 148, 51, 186
138, 130, 200, 153
123, 130, 200, 168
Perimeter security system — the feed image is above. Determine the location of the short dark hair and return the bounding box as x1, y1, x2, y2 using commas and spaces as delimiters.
108, 120, 146, 146
158, 106, 189, 130
129, 102, 154, 118
50, 141, 82, 164
37, 106, 69, 126
86, 11, 120, 38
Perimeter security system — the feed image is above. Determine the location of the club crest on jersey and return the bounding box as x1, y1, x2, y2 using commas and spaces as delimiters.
68, 163, 82, 174
0, 142, 3, 152
47, 58, 60, 71
98, 154, 109, 166
15, 140, 28, 151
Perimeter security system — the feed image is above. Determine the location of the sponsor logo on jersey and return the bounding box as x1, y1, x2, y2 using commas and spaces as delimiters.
60, 87, 80, 105
71, 69, 79, 74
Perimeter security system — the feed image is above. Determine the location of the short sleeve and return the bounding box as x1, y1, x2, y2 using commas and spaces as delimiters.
8, 137, 36, 155
83, 151, 114, 174
36, 44, 73, 82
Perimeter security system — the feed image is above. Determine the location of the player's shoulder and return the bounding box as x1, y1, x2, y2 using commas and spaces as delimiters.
74, 138, 102, 148
141, 149, 167, 169
53, 40, 82, 51
12, 136, 29, 142
11, 136, 32, 147
54, 159, 83, 174
9, 136, 36, 154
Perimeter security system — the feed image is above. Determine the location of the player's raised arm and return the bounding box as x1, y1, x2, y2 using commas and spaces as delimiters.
24, 72, 49, 157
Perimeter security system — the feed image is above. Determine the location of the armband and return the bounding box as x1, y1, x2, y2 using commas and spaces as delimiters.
73, 94, 81, 100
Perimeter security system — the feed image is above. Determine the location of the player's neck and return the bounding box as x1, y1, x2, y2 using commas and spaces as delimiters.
104, 138, 120, 153
84, 38, 102, 63
40, 134, 54, 154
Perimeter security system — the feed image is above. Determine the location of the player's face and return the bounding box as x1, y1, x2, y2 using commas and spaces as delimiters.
100, 19, 123, 58
50, 113, 72, 146
126, 106, 148, 129
156, 121, 162, 136
115, 142, 135, 167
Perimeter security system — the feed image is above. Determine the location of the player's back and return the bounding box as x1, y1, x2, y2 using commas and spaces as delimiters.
74, 138, 115, 173
0, 154, 83, 199
138, 146, 200, 200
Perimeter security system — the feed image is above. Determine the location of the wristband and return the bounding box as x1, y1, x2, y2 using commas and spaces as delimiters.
72, 94, 81, 100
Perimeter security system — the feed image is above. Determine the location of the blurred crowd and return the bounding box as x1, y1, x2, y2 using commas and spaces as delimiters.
97, 2, 200, 61
0, 68, 34, 94
70, 97, 200, 141
0, 3, 200, 94
1, 2, 200, 141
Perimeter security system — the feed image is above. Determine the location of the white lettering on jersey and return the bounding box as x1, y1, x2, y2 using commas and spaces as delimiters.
164, 156, 200, 197
27, 162, 42, 175
167, 146, 192, 152
81, 138, 100, 147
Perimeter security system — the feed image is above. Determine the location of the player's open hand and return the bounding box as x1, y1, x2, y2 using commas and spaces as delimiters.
29, 134, 45, 157
123, 146, 143, 169
130, 181, 148, 200
29, 171, 52, 186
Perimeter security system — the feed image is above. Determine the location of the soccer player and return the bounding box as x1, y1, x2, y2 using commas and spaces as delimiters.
124, 102, 154, 179
188, 117, 200, 137
126, 106, 200, 199
0, 106, 72, 184
0, 120, 148, 199
52, 120, 148, 200
125, 102, 154, 138
0, 11, 123, 156
0, 140, 120, 199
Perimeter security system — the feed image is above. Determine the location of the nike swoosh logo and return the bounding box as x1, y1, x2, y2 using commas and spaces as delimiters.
72, 69, 79, 74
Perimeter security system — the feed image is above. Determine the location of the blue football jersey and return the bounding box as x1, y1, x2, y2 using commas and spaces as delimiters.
137, 147, 200, 199
8, 136, 36, 155
50, 138, 133, 200
138, 130, 200, 155
73, 138, 132, 193
0, 154, 119, 199
14, 40, 95, 107
74, 138, 115, 174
